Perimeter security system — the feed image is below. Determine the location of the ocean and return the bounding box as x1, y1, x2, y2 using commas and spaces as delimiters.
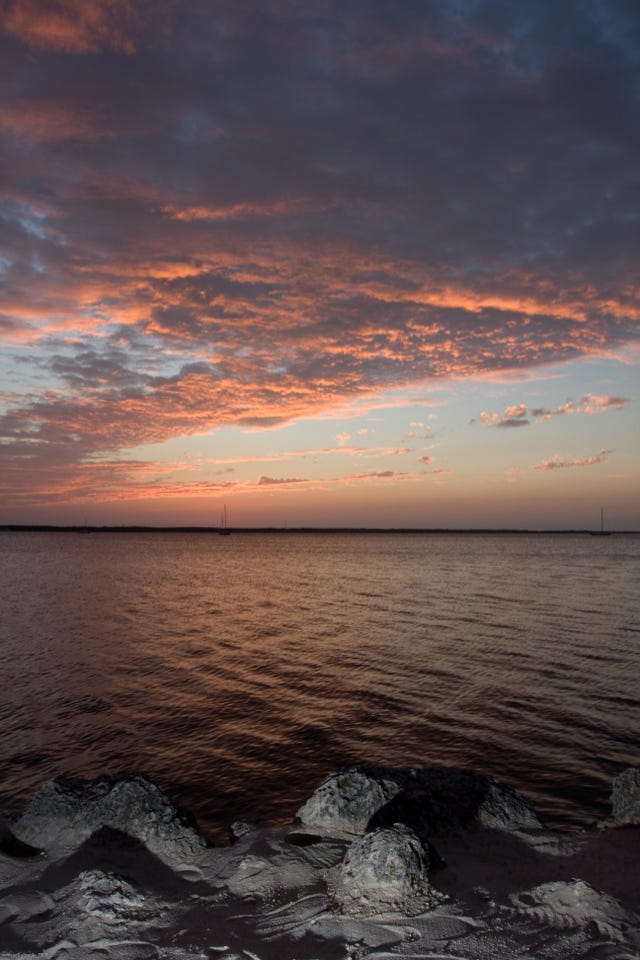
1, 530, 638, 840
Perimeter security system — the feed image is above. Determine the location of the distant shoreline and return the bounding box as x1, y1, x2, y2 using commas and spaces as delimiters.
1, 525, 637, 535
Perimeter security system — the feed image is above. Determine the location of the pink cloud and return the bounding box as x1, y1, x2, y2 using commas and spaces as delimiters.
555, 394, 629, 415
504, 403, 528, 418
480, 409, 530, 428
481, 393, 630, 430
533, 450, 610, 471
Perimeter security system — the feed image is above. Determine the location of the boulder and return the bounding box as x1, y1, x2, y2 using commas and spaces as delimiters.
13, 773, 207, 863
333, 823, 445, 916
297, 765, 540, 836
466, 774, 541, 831
610, 767, 640, 825
295, 768, 401, 834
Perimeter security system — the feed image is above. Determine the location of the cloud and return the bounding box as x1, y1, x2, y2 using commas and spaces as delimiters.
480, 394, 630, 428
346, 470, 405, 481
554, 395, 630, 415
533, 450, 611, 471
0, 0, 145, 54
531, 407, 552, 420
0, 1, 639, 510
0, 456, 238, 506
480, 409, 531, 428
504, 404, 528, 419
257, 475, 307, 486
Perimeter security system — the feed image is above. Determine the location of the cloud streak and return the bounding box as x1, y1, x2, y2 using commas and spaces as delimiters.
480, 395, 630, 428
533, 451, 610, 471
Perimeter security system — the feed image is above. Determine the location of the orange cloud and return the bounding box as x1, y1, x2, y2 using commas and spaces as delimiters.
162, 199, 314, 223
1, 0, 141, 53
2, 0, 639, 526
0, 101, 114, 142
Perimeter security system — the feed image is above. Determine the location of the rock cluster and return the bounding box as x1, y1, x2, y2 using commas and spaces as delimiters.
333, 823, 446, 917
298, 764, 541, 917
297, 764, 541, 837
13, 773, 207, 863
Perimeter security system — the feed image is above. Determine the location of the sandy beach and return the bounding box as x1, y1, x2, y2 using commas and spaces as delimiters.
1, 765, 639, 959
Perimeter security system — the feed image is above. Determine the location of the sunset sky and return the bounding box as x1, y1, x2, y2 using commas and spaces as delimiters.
1, 0, 638, 529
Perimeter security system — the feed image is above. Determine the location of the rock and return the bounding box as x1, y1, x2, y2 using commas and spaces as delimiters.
229, 820, 261, 843
13, 773, 207, 863
298, 765, 540, 836
474, 777, 541, 831
509, 880, 638, 941
0, 815, 42, 858
610, 767, 640, 825
296, 768, 401, 834
74, 869, 146, 919
333, 823, 445, 916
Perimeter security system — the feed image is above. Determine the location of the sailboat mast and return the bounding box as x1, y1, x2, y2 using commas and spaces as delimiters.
219, 503, 231, 534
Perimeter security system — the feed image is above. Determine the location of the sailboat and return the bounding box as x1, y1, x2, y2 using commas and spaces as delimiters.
591, 507, 611, 536
219, 504, 231, 535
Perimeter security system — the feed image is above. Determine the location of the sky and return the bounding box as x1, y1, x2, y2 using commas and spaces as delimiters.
1, 0, 639, 529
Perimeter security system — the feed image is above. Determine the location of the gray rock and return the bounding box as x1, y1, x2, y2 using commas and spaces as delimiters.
13, 773, 207, 863
475, 777, 541, 831
229, 820, 261, 843
333, 823, 445, 916
298, 765, 540, 836
74, 869, 146, 919
295, 768, 401, 834
610, 767, 640, 825
0, 814, 42, 858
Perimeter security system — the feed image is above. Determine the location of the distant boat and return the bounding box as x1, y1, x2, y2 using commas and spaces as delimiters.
591, 508, 611, 536
219, 504, 231, 535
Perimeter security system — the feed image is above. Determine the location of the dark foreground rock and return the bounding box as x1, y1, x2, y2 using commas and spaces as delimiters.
333, 823, 446, 917
13, 772, 207, 863
297, 765, 541, 836
609, 766, 640, 825
0, 815, 42, 858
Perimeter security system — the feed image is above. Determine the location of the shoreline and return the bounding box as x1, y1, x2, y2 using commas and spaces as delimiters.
1, 765, 638, 959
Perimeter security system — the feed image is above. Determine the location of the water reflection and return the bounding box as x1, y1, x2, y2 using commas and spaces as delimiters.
0, 531, 638, 838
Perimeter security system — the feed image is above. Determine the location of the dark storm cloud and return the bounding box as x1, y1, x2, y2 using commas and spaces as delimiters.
0, 0, 639, 488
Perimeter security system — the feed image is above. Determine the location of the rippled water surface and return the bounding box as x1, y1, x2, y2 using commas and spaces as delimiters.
1, 531, 639, 838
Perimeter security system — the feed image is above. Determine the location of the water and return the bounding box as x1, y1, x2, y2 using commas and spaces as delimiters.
1, 530, 638, 840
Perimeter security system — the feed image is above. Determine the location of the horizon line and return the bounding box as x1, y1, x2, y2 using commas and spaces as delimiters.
1, 524, 637, 535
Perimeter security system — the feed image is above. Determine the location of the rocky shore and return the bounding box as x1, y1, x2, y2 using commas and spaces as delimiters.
1, 765, 639, 959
